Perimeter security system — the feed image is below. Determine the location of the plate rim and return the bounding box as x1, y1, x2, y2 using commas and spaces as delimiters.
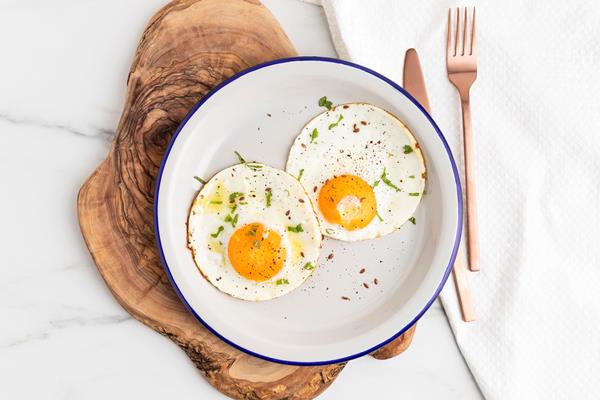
154, 56, 463, 366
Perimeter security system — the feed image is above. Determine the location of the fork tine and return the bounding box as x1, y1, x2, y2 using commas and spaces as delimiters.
447, 8, 452, 56
470, 7, 477, 55
462, 7, 467, 56
454, 7, 459, 56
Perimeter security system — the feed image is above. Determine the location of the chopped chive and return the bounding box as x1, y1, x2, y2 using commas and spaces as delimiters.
246, 224, 259, 236
210, 200, 223, 204
380, 168, 401, 192
372, 180, 380, 188
408, 192, 420, 196
246, 163, 263, 171
409, 217, 416, 225
287, 224, 304, 233
239, 201, 248, 205
194, 176, 207, 184
318, 96, 333, 110
275, 278, 290, 285
325, 228, 334, 235
224, 213, 239, 227
310, 128, 319, 143
234, 150, 246, 163
234, 151, 262, 170
298, 169, 304, 181
229, 192, 244, 203
210, 226, 224, 238
265, 190, 272, 207
230, 204, 237, 214
328, 114, 344, 130
303, 262, 315, 270
403, 145, 413, 154
376, 211, 383, 222
408, 175, 415, 179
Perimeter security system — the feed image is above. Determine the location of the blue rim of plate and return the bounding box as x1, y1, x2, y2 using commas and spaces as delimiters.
154, 56, 463, 366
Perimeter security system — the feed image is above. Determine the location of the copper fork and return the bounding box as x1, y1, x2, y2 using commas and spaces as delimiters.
447, 7, 480, 272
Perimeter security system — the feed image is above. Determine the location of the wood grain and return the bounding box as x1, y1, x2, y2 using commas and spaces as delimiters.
77, 1, 346, 398
370, 325, 417, 359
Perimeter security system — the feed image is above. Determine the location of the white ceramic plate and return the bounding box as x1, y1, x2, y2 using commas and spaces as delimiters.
155, 57, 462, 365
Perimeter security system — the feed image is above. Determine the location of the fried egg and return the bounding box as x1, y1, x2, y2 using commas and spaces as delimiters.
286, 103, 426, 241
187, 163, 321, 301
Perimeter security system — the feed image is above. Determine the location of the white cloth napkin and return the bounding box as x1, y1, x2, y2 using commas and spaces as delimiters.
312, 0, 600, 398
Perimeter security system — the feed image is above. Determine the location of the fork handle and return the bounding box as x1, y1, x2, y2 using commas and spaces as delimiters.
452, 247, 476, 321
461, 98, 480, 271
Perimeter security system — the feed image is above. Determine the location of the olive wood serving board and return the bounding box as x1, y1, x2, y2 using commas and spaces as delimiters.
77, 0, 415, 398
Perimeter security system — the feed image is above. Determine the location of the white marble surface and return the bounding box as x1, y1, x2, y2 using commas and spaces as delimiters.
0, 0, 481, 398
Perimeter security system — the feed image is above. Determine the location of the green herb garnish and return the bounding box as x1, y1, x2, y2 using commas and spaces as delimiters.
408, 175, 415, 179
408, 192, 420, 197
328, 114, 344, 130
194, 176, 207, 184
409, 217, 416, 225
372, 180, 380, 188
252, 239, 261, 249
224, 213, 239, 227
318, 96, 333, 110
376, 211, 383, 222
310, 128, 319, 143
246, 224, 259, 236
234, 151, 262, 171
303, 262, 315, 270
380, 168, 401, 192
234, 150, 246, 163
403, 145, 413, 154
229, 192, 244, 203
287, 224, 304, 233
230, 204, 237, 213
246, 163, 263, 171
275, 278, 290, 285
265, 190, 272, 207
298, 169, 304, 181
325, 228, 334, 235
210, 226, 224, 238
210, 200, 223, 204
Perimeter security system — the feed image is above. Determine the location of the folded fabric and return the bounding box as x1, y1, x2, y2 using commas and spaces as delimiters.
316, 0, 600, 398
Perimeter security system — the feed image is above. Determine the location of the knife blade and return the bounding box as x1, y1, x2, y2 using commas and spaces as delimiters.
403, 48, 431, 113
402, 48, 475, 322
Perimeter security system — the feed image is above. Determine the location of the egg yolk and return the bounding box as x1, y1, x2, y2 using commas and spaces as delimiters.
228, 223, 286, 281
318, 175, 377, 230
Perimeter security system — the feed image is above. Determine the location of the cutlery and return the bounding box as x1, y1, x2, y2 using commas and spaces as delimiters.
446, 7, 480, 272
404, 48, 476, 322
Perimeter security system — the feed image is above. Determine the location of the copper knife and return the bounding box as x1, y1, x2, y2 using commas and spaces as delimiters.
403, 48, 475, 322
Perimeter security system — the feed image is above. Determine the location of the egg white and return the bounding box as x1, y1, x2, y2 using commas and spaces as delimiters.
187, 163, 321, 301
286, 103, 426, 241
